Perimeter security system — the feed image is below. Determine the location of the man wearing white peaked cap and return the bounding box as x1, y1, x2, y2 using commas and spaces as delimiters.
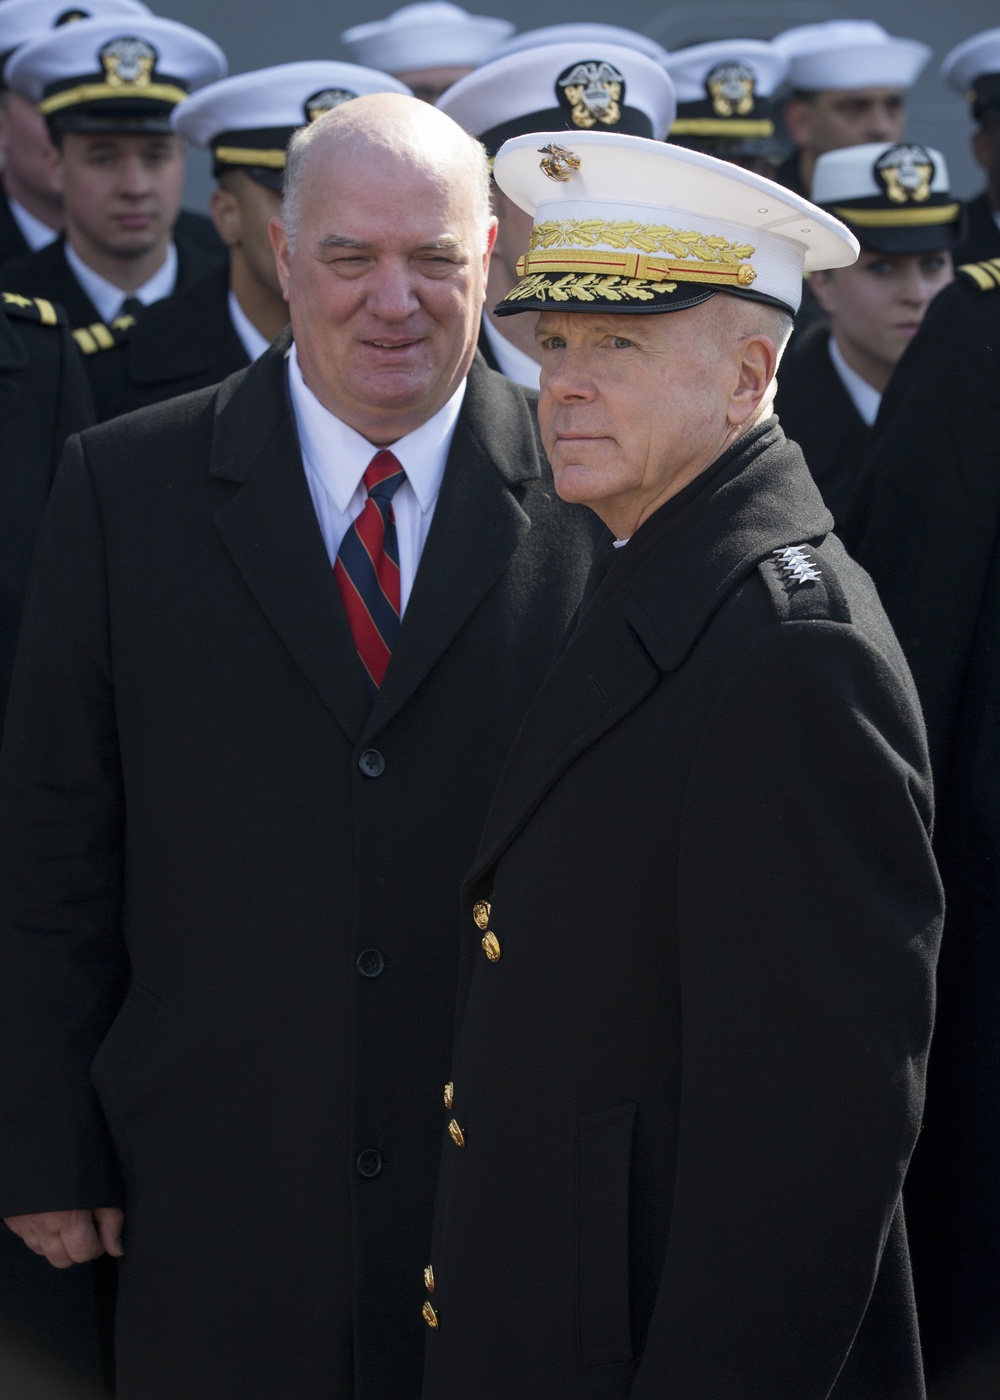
0, 0, 152, 262
438, 41, 675, 387
0, 13, 226, 366
943, 27, 1000, 265
773, 20, 931, 198
663, 38, 787, 174
421, 130, 942, 1400
341, 1, 511, 103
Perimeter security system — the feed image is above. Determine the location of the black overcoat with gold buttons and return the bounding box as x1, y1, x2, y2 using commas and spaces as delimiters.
0, 337, 597, 1400
423, 421, 943, 1400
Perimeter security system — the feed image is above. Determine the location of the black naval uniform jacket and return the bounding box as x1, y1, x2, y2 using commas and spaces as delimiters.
952, 192, 1000, 267
0, 293, 92, 728
775, 323, 871, 527
0, 338, 597, 1400
853, 267, 1000, 1390
80, 262, 251, 422
423, 421, 942, 1400
0, 233, 220, 417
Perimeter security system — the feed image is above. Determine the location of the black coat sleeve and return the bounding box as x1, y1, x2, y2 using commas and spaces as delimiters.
631, 616, 942, 1400
0, 434, 126, 1216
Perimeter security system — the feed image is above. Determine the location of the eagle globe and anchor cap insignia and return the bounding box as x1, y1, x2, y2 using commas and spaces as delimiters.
705, 61, 757, 118
304, 88, 358, 123
875, 144, 935, 205
557, 60, 625, 130
100, 36, 157, 89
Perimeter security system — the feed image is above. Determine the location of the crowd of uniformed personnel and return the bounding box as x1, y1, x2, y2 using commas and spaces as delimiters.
0, 3, 997, 1398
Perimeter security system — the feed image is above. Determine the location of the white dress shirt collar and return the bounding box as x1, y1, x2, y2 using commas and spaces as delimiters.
227, 289, 272, 362
287, 341, 465, 514
827, 333, 882, 428
8, 197, 58, 252
64, 239, 178, 323
480, 312, 541, 390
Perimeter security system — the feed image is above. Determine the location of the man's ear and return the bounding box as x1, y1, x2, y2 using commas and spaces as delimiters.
210, 185, 242, 249
782, 96, 813, 149
972, 126, 992, 176
729, 333, 779, 427
268, 216, 291, 302
44, 140, 65, 196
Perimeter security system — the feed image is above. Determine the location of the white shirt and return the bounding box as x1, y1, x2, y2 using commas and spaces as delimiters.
227, 289, 271, 361
480, 313, 541, 390
827, 334, 881, 428
64, 240, 178, 322
8, 197, 58, 252
287, 342, 465, 615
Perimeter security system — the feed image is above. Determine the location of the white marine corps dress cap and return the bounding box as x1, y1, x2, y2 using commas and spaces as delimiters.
942, 28, 1000, 120
0, 0, 151, 66
663, 39, 787, 159
492, 23, 669, 67
772, 20, 931, 93
491, 130, 858, 318
4, 12, 225, 131
437, 42, 676, 155
173, 62, 412, 191
340, 2, 512, 73
811, 142, 963, 253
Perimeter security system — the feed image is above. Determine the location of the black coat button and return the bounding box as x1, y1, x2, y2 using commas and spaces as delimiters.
358, 749, 385, 778
356, 1150, 382, 1178
357, 948, 385, 978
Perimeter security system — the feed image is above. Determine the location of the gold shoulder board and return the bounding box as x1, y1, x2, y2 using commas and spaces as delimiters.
1, 292, 62, 326
958, 257, 1000, 291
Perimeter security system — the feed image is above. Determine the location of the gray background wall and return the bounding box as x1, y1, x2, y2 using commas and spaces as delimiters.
155, 0, 998, 214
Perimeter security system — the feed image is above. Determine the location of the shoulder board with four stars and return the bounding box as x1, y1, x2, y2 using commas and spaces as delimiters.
757, 544, 851, 624
1, 291, 64, 326
958, 257, 1000, 292
71, 311, 137, 356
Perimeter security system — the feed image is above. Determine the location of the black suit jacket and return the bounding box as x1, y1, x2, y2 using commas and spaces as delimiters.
852, 270, 1000, 1391
424, 422, 942, 1400
775, 323, 871, 529
81, 262, 251, 422
0, 340, 597, 1400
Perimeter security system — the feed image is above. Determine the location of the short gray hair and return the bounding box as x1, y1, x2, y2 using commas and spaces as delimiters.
281, 112, 493, 253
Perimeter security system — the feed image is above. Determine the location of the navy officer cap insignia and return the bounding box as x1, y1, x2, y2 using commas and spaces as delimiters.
664, 40, 787, 159
875, 144, 934, 205
304, 88, 358, 123
812, 142, 962, 254
437, 41, 674, 159
707, 62, 755, 118
557, 60, 625, 130
100, 34, 155, 87
491, 129, 857, 318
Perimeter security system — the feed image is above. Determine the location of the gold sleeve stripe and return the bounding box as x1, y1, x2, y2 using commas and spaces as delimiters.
34, 297, 57, 326
959, 259, 1000, 290
39, 80, 188, 115
73, 327, 98, 354
213, 145, 287, 169
516, 245, 757, 287
670, 118, 774, 138
832, 202, 961, 228
88, 322, 115, 350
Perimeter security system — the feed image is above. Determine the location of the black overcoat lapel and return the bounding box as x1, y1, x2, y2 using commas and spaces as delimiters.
366, 355, 540, 735
471, 424, 835, 879
210, 332, 369, 744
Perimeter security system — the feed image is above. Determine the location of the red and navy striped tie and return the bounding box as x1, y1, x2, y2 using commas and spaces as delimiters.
333, 450, 406, 697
